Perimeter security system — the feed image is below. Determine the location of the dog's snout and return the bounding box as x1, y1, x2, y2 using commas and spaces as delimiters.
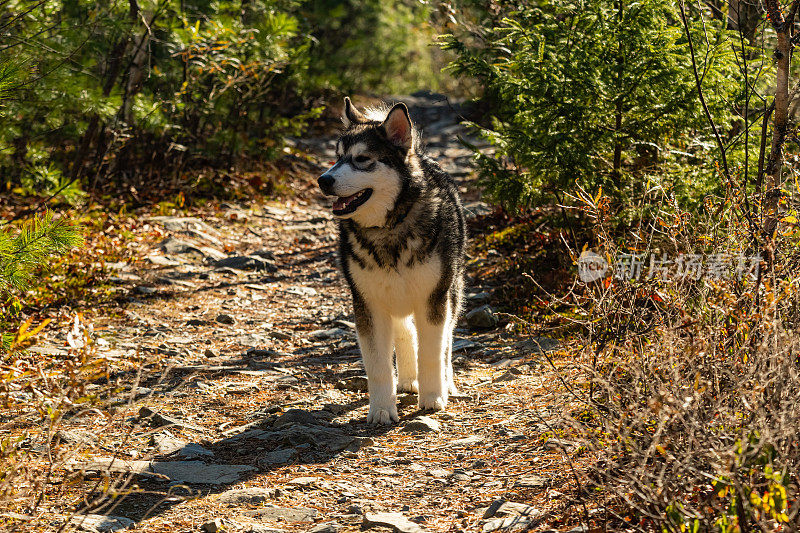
318, 174, 335, 193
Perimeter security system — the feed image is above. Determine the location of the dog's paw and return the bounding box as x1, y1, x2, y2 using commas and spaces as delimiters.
397, 378, 419, 393
366, 405, 399, 425
419, 394, 447, 411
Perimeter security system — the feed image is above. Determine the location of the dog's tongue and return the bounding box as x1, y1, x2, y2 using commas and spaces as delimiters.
333, 192, 359, 211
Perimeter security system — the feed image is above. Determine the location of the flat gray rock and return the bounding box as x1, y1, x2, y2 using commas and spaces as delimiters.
258, 447, 297, 467
175, 442, 214, 459
245, 505, 317, 522
248, 423, 354, 453
497, 502, 541, 517
482, 516, 536, 533
363, 512, 430, 533
273, 409, 319, 428
55, 429, 97, 447
483, 500, 541, 519
310, 327, 350, 340
215, 255, 277, 272
71, 457, 254, 485
151, 432, 186, 455
466, 291, 491, 303
69, 514, 134, 532
70, 457, 151, 475
218, 487, 278, 506
150, 461, 255, 485
198, 246, 227, 261
159, 237, 195, 254
188, 228, 223, 246
402, 416, 441, 433
147, 255, 181, 266
286, 476, 320, 488
452, 338, 480, 352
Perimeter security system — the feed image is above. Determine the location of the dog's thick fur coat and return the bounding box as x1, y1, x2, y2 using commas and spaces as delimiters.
318, 98, 467, 424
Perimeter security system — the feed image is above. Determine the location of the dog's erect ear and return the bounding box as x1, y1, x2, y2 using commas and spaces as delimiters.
342, 97, 366, 127
381, 103, 413, 150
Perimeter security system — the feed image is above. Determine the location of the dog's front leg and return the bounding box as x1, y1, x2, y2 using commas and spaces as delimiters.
415, 303, 450, 411
355, 300, 398, 424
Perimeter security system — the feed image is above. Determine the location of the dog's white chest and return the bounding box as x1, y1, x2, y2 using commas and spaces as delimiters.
350, 255, 442, 316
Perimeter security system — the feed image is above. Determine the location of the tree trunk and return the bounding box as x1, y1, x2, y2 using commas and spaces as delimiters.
122, 3, 155, 124
241, 0, 253, 24
761, 0, 796, 262
70, 38, 129, 184
122, 31, 151, 123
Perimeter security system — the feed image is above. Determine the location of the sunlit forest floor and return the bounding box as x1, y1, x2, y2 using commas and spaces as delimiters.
5, 94, 600, 533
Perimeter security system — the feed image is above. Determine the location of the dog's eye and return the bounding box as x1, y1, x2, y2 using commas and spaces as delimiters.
354, 155, 372, 165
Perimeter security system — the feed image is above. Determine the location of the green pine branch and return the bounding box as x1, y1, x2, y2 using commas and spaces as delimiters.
0, 212, 82, 293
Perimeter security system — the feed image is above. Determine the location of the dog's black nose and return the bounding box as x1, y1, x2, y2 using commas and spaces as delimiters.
318, 174, 335, 192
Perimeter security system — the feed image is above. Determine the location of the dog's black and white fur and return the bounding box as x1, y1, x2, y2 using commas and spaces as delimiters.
318, 98, 466, 424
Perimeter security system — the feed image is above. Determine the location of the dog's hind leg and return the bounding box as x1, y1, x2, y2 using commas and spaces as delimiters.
447, 280, 463, 396
394, 316, 418, 393
355, 298, 398, 425
445, 327, 458, 395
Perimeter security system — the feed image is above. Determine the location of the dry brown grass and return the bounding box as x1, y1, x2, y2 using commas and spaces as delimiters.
523, 182, 800, 531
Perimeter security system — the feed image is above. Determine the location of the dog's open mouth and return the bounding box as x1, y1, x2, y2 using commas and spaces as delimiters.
332, 188, 372, 215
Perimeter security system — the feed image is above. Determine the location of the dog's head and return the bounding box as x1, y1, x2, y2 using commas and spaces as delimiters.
318, 97, 417, 227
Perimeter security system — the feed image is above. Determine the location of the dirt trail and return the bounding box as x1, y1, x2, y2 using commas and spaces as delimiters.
34, 93, 583, 533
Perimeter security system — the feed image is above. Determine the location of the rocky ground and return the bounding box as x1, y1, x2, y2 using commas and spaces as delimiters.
19, 93, 593, 533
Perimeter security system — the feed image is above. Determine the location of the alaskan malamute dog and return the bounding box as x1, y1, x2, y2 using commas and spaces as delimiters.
318, 98, 467, 424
